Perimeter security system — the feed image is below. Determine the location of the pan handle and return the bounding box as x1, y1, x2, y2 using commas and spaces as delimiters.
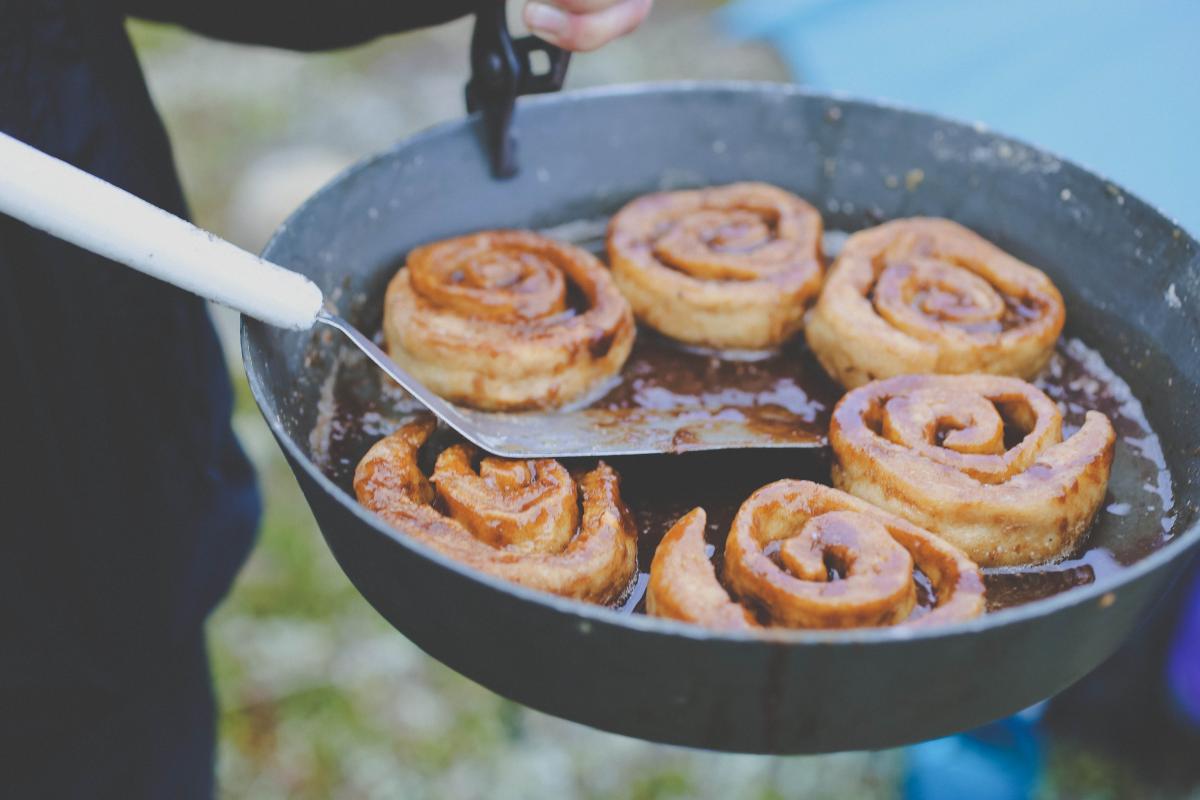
0, 133, 324, 330
466, 1, 571, 177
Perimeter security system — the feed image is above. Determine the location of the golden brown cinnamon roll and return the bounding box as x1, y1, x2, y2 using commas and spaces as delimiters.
354, 417, 638, 603
829, 374, 1115, 567
646, 481, 984, 631
384, 230, 635, 411
806, 218, 1065, 388
607, 182, 824, 349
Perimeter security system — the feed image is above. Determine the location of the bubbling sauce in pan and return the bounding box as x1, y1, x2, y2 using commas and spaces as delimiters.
596, 332, 838, 422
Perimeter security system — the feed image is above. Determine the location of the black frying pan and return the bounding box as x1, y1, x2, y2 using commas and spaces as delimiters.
241, 83, 1200, 754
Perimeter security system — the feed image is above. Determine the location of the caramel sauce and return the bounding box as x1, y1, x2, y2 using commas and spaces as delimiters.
594, 332, 839, 419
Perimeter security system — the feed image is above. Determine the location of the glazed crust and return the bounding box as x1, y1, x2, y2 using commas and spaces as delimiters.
383, 230, 635, 411
806, 218, 1065, 388
354, 417, 638, 603
646, 480, 985, 631
644, 508, 758, 630
607, 182, 824, 349
829, 374, 1116, 567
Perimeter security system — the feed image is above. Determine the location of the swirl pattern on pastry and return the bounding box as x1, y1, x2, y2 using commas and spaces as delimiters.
354, 417, 638, 603
646, 481, 985, 631
829, 374, 1115, 567
607, 182, 824, 349
806, 218, 1065, 388
384, 230, 635, 410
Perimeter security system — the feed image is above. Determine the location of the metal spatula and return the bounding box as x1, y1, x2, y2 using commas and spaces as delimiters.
0, 133, 824, 458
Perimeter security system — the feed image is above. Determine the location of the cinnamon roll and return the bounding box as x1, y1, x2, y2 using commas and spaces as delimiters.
646, 480, 985, 631
607, 182, 824, 349
829, 374, 1116, 567
383, 230, 635, 411
354, 417, 638, 603
806, 218, 1065, 388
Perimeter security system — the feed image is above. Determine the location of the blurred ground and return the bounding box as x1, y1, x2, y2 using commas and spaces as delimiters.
127, 3, 1197, 798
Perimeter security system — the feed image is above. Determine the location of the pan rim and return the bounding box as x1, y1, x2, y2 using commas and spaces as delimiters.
243, 79, 1200, 647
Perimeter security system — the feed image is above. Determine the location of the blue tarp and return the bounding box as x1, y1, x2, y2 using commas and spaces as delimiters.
721, 0, 1199, 233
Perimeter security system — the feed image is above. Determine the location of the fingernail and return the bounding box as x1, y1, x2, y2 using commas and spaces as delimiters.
525, 2, 569, 38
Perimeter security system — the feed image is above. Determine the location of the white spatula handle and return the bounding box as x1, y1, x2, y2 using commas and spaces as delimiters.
0, 132, 324, 330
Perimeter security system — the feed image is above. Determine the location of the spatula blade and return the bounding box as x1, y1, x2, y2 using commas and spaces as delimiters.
457, 406, 825, 458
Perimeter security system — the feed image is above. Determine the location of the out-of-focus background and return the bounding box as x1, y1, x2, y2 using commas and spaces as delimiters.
127, 1, 1199, 797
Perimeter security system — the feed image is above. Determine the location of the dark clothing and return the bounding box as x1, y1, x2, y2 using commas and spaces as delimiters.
1, 1, 468, 796
124, 0, 475, 51
7, 635, 218, 800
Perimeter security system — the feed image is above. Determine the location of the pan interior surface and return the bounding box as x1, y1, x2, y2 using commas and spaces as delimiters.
243, 83, 1200, 752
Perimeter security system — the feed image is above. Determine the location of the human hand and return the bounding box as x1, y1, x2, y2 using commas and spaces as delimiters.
522, 0, 652, 52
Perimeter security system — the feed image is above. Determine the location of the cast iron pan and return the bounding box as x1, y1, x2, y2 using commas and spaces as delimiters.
242, 83, 1200, 753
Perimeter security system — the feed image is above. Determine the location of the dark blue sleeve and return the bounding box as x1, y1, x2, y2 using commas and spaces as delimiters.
1, 2, 261, 694
123, 0, 477, 51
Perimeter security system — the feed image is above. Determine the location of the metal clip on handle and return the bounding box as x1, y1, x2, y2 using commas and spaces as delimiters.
466, 2, 571, 178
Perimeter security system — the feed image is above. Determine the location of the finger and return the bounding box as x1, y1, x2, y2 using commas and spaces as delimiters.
540, 0, 627, 12
524, 0, 652, 53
